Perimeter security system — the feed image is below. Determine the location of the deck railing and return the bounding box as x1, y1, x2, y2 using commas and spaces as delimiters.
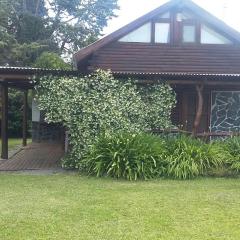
151, 129, 240, 141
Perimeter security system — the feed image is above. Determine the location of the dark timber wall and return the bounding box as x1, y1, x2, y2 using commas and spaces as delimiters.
32, 122, 64, 143
173, 86, 240, 133
87, 42, 240, 74
173, 86, 210, 133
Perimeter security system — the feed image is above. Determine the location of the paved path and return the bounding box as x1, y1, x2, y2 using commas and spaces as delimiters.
0, 143, 64, 171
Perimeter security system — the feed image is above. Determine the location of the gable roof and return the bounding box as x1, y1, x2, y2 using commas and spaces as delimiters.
73, 0, 240, 67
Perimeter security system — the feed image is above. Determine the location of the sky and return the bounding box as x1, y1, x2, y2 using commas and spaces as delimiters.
103, 0, 240, 35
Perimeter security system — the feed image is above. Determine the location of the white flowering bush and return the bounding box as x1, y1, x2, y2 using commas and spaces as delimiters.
36, 70, 176, 168
140, 84, 176, 130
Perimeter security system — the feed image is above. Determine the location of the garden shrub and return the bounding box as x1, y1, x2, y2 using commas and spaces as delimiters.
221, 137, 240, 173
36, 70, 176, 169
204, 138, 240, 177
81, 132, 168, 180
82, 133, 228, 180
164, 135, 222, 179
140, 84, 176, 130
205, 142, 231, 177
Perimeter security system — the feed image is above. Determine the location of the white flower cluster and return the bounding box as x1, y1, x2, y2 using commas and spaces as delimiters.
36, 70, 176, 168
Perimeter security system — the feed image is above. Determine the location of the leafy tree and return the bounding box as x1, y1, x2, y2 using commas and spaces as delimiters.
0, 0, 118, 137
34, 52, 71, 69
46, 0, 119, 54
0, 0, 52, 66
0, 0, 119, 66
0, 28, 17, 65
0, 89, 31, 137
36, 70, 176, 168
8, 89, 25, 137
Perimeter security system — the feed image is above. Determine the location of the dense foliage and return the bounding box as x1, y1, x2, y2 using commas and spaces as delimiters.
34, 52, 71, 69
36, 70, 176, 168
35, 70, 240, 180
83, 133, 240, 180
212, 137, 240, 173
82, 133, 168, 180
164, 135, 221, 179
225, 138, 240, 172
5, 89, 31, 137
0, 0, 118, 66
140, 84, 176, 130
0, 0, 118, 137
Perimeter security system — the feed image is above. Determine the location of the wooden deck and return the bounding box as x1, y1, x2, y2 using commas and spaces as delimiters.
0, 143, 64, 171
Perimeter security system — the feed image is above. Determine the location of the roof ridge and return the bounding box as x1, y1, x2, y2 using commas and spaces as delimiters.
73, 0, 175, 64
73, 0, 240, 67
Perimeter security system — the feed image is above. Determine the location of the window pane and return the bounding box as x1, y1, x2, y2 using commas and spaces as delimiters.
119, 23, 151, 43
181, 11, 193, 20
159, 11, 170, 19
201, 25, 232, 44
183, 25, 195, 43
176, 11, 193, 22
155, 23, 170, 43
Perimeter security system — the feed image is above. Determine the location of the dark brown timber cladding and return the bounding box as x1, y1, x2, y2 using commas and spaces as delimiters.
87, 42, 240, 74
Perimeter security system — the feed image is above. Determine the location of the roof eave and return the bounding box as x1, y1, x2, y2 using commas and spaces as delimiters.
73, 0, 240, 67
73, 0, 175, 64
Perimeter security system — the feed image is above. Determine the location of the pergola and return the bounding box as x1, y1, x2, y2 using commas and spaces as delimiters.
0, 67, 79, 159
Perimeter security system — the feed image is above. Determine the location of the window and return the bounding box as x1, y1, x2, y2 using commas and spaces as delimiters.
32, 99, 40, 122
119, 23, 151, 43
183, 25, 196, 43
155, 23, 170, 43
159, 11, 170, 19
201, 25, 232, 44
176, 11, 194, 22
177, 11, 197, 44
154, 12, 170, 21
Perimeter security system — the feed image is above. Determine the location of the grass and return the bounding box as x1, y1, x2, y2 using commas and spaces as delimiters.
0, 174, 240, 240
0, 138, 32, 151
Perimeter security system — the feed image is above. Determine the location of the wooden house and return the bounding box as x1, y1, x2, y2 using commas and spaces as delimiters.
1, 0, 240, 160
73, 0, 240, 136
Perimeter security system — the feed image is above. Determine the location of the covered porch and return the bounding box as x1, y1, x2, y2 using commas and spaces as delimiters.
0, 67, 78, 161
1, 67, 240, 163
115, 71, 240, 137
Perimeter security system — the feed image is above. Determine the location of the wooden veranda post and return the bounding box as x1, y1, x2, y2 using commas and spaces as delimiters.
1, 83, 8, 159
192, 84, 204, 136
22, 90, 28, 147
182, 93, 188, 131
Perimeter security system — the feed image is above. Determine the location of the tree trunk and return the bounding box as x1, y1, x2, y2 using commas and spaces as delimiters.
192, 84, 204, 136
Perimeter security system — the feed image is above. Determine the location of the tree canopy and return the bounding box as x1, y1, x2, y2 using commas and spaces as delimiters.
0, 0, 118, 68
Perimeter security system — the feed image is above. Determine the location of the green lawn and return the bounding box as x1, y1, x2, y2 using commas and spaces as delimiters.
0, 138, 32, 150
0, 174, 240, 240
